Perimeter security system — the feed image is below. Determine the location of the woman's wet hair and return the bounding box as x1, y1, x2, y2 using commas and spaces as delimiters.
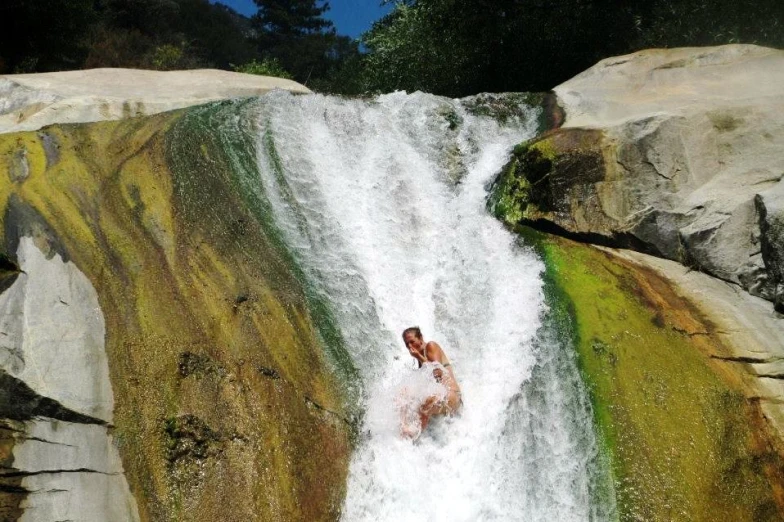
402, 326, 422, 339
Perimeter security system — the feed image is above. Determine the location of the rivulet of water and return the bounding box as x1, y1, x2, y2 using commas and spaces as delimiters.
249, 90, 614, 522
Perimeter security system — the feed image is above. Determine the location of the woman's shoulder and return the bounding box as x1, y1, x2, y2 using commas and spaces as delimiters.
425, 341, 443, 358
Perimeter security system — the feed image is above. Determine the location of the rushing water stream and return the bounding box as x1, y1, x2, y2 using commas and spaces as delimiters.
248, 91, 614, 521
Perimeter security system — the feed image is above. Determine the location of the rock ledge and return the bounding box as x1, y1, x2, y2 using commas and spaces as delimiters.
0, 68, 310, 133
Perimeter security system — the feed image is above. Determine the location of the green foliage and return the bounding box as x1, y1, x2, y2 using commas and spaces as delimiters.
360, 0, 784, 95
171, 0, 256, 69
2, 0, 257, 73
86, 0, 252, 70
5, 0, 781, 95
302, 37, 365, 94
0, 0, 360, 92
359, 3, 461, 95
636, 0, 784, 49
232, 58, 293, 79
148, 44, 184, 70
0, 0, 97, 73
250, 0, 361, 88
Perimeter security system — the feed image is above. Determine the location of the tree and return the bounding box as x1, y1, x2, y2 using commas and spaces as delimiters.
358, 0, 784, 96
86, 0, 256, 70
172, 0, 257, 69
0, 0, 97, 73
635, 0, 784, 50
360, 0, 639, 96
251, 0, 344, 85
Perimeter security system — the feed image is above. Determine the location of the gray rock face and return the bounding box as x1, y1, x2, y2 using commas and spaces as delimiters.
0, 237, 112, 421
0, 237, 139, 521
4, 419, 140, 522
610, 105, 784, 300
523, 45, 784, 309
756, 182, 784, 310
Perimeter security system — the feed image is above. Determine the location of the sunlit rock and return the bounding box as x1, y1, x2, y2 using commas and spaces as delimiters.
492, 44, 784, 309
0, 68, 310, 133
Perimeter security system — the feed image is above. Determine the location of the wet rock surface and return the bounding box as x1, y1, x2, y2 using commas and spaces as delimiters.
539, 235, 784, 521
0, 104, 353, 521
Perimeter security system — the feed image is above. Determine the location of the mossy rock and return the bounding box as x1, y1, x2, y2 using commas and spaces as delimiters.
490, 129, 608, 228
531, 231, 784, 521
0, 103, 355, 521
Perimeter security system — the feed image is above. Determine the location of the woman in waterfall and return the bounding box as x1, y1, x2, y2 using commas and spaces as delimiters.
400, 327, 462, 438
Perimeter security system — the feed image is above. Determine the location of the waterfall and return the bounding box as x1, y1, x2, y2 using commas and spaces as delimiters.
248, 90, 614, 521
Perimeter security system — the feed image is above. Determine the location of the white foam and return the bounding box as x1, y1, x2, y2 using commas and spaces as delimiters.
252, 91, 611, 521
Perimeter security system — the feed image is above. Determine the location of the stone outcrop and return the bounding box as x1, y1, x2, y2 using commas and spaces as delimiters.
491, 44, 784, 311
0, 68, 310, 133
0, 73, 352, 521
0, 233, 139, 521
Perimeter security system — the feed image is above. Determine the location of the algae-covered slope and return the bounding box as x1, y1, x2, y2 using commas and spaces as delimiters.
0, 101, 353, 521
537, 233, 784, 521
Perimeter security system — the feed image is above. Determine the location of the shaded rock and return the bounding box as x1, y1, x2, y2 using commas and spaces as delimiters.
37, 130, 60, 168
0, 370, 105, 424
7, 148, 29, 182
756, 182, 784, 311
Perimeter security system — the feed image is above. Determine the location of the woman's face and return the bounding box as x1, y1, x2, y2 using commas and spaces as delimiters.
403, 331, 424, 357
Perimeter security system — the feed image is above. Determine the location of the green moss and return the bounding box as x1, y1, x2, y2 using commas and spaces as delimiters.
534, 233, 784, 521
530, 137, 558, 160
0, 106, 355, 522
520, 228, 617, 516
167, 101, 361, 414
489, 138, 556, 224
437, 105, 463, 130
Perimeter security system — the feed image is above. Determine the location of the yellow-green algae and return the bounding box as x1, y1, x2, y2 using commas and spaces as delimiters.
0, 106, 354, 521
535, 231, 784, 521
490, 136, 559, 224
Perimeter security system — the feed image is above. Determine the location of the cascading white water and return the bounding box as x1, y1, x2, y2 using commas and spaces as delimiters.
250, 90, 614, 521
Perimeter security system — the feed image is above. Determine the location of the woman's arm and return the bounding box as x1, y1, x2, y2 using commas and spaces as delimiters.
425, 342, 447, 381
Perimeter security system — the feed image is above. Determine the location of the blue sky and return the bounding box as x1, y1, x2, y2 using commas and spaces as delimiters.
213, 0, 393, 40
